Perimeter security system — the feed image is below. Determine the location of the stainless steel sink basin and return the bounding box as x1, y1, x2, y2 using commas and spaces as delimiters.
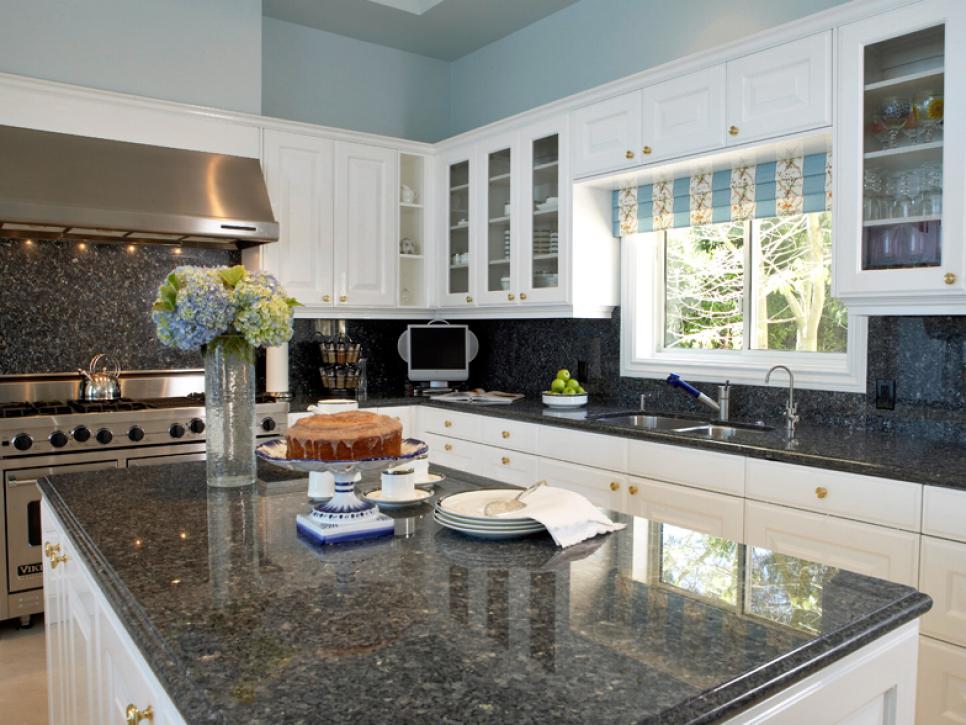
593, 411, 773, 438
594, 413, 704, 431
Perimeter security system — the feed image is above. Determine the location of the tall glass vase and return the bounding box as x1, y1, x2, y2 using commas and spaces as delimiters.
204, 335, 256, 488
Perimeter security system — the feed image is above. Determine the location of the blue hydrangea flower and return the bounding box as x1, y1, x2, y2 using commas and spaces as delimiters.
232, 271, 295, 348
152, 266, 235, 350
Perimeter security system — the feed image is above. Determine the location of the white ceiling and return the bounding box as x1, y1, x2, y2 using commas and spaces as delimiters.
262, 0, 580, 61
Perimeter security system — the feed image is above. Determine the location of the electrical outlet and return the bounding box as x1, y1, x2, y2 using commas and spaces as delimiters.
875, 379, 896, 410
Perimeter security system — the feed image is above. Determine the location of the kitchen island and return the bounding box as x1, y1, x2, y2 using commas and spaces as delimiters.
38, 461, 930, 724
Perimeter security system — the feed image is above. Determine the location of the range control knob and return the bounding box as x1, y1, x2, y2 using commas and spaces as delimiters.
128, 426, 145, 442
188, 418, 205, 434
12, 433, 33, 451
49, 431, 69, 448
261, 417, 277, 432
96, 428, 113, 445
169, 423, 186, 439
72, 425, 91, 443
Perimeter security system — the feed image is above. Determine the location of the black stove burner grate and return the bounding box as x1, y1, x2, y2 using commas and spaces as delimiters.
68, 398, 153, 414
0, 401, 74, 418
0, 393, 278, 418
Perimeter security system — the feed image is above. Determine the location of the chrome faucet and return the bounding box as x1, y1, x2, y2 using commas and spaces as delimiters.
666, 374, 730, 421
765, 365, 798, 437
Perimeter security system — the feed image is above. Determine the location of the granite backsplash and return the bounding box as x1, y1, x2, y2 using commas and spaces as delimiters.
0, 237, 238, 373
290, 311, 966, 440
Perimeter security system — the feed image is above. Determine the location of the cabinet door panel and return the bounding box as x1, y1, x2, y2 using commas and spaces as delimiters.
65, 559, 99, 725
537, 459, 626, 513
626, 476, 743, 541
421, 432, 481, 471
641, 66, 725, 162
627, 439, 744, 496
918, 636, 966, 724
923, 485, 966, 543
260, 130, 334, 306
920, 536, 966, 647
42, 502, 67, 725
333, 142, 397, 307
479, 448, 539, 487
745, 501, 919, 586
726, 31, 831, 143
572, 91, 641, 177
537, 426, 627, 472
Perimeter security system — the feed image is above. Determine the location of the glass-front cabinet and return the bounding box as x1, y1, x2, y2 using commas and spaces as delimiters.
522, 126, 565, 303
834, 0, 966, 311
479, 136, 515, 305
442, 153, 474, 306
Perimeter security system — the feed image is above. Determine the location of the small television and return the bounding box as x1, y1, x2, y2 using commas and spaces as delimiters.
398, 322, 478, 388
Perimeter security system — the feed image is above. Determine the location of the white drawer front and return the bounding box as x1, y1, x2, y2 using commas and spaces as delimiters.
419, 407, 482, 441
626, 476, 743, 542
537, 459, 626, 512
920, 536, 966, 648
627, 439, 744, 496
918, 636, 966, 725
421, 432, 481, 472
745, 501, 920, 586
746, 459, 922, 531
479, 447, 539, 487
375, 406, 413, 439
923, 486, 966, 543
537, 426, 627, 472
478, 417, 537, 453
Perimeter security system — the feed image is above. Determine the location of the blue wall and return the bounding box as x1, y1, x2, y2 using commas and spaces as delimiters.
448, 0, 850, 135
0, 0, 262, 114
262, 18, 450, 143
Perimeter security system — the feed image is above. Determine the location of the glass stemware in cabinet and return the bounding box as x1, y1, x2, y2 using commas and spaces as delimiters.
879, 96, 912, 149
914, 90, 943, 142
531, 134, 560, 291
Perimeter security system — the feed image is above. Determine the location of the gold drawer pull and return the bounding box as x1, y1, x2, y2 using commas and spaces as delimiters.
322, 294, 331, 302
507, 293, 515, 301
729, 125, 739, 136
519, 292, 527, 300
642, 146, 652, 155
945, 272, 956, 285
815, 486, 829, 499
628, 485, 639, 495
339, 295, 348, 302
444, 443, 452, 452
444, 420, 452, 428
465, 295, 474, 303
609, 481, 620, 492
625, 150, 635, 159
126, 704, 154, 724
501, 456, 510, 465
501, 431, 510, 439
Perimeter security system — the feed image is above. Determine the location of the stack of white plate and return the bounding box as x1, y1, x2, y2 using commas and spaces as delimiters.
434, 490, 547, 540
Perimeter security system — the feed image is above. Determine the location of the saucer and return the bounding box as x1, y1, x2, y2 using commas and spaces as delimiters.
415, 473, 445, 489
363, 488, 433, 508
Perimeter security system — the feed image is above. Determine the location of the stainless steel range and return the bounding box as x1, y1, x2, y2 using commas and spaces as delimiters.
0, 370, 288, 624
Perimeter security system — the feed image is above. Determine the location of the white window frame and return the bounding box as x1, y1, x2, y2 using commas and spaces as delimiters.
620, 230, 868, 392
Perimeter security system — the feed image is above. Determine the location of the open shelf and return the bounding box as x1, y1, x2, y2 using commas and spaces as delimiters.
863, 141, 942, 171
488, 173, 511, 183
864, 67, 944, 92
399, 253, 424, 260
450, 183, 469, 192
533, 160, 559, 172
532, 253, 559, 261
533, 207, 560, 218
488, 258, 511, 265
449, 264, 469, 270
488, 215, 510, 225
400, 202, 423, 210
863, 214, 941, 227
450, 224, 470, 231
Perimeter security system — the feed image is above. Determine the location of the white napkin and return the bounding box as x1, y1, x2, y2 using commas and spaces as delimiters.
498, 485, 625, 548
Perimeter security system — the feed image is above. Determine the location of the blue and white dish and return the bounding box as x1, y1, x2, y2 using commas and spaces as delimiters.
255, 438, 429, 474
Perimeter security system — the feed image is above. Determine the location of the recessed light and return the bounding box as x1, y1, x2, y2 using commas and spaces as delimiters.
126, 244, 136, 253
77, 242, 88, 251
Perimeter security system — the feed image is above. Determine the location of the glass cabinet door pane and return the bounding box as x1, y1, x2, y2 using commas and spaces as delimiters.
448, 161, 470, 295
861, 25, 944, 271
486, 148, 512, 294
531, 134, 560, 290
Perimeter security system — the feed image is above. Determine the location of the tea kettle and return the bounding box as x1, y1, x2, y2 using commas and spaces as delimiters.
77, 353, 122, 400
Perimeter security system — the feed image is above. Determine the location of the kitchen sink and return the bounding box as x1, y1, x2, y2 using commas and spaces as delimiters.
592, 411, 773, 438
593, 413, 706, 430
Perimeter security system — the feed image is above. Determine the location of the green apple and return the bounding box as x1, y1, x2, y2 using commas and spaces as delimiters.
564, 388, 577, 395
566, 378, 580, 391
576, 386, 586, 394
550, 378, 566, 393
556, 369, 571, 381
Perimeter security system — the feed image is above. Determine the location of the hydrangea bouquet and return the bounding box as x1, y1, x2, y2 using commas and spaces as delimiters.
152, 265, 298, 487
152, 265, 298, 360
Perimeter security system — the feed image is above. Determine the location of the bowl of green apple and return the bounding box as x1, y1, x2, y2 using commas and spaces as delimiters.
542, 369, 588, 408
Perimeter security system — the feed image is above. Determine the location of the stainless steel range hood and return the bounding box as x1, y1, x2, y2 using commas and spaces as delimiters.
0, 125, 278, 248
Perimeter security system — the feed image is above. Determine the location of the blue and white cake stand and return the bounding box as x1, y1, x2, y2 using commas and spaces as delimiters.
256, 438, 429, 545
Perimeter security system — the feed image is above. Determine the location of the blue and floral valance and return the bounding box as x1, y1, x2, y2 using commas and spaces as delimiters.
612, 152, 832, 237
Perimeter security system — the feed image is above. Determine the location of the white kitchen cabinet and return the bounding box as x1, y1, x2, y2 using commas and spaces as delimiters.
258, 129, 335, 306
725, 31, 831, 145
418, 406, 483, 441
420, 431, 482, 470
375, 406, 414, 439
744, 500, 920, 586
627, 439, 744, 497
477, 132, 518, 306
439, 147, 477, 307
918, 636, 966, 724
919, 535, 966, 648
922, 482, 966, 543
477, 417, 538, 454
625, 476, 743, 541
640, 66, 726, 163
42, 507, 67, 725
478, 447, 540, 487
333, 142, 398, 307
537, 459, 627, 512
834, 0, 966, 312
572, 91, 641, 177
537, 425, 627, 472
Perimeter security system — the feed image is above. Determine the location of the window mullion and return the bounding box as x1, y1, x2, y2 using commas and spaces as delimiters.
743, 220, 753, 352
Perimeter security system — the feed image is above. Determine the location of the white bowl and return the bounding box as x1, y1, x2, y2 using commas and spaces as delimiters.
542, 392, 588, 408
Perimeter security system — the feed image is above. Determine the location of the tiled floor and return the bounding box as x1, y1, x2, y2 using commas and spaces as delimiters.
0, 615, 47, 725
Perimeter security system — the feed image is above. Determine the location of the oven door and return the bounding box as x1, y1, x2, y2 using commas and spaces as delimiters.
5, 460, 118, 594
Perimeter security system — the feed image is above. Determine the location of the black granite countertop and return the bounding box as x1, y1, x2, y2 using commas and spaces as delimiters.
290, 395, 966, 490
40, 462, 930, 724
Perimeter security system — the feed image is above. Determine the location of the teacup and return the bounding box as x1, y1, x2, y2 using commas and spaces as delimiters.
381, 467, 416, 500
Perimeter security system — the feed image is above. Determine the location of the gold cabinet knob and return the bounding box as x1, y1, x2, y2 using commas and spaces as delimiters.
609, 481, 620, 492
50, 552, 68, 569
444, 420, 452, 428
642, 146, 652, 155
322, 294, 331, 302
501, 456, 510, 465
507, 293, 515, 301
945, 272, 957, 285
625, 150, 635, 159
729, 125, 739, 136
444, 443, 452, 451
501, 431, 510, 439
628, 485, 639, 495
519, 292, 527, 300
338, 295, 348, 302
44, 542, 60, 558
126, 704, 154, 724
815, 486, 829, 499
465, 295, 473, 303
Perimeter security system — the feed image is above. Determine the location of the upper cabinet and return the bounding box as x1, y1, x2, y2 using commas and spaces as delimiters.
572, 32, 832, 178
725, 32, 832, 145
833, 0, 966, 312
440, 148, 475, 307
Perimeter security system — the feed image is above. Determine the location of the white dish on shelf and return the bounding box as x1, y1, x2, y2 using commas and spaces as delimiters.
542, 392, 588, 408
